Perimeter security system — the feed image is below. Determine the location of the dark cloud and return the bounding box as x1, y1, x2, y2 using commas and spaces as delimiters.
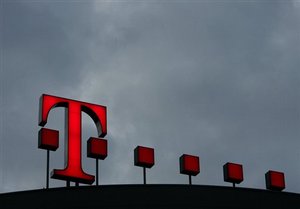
1, 1, 299, 193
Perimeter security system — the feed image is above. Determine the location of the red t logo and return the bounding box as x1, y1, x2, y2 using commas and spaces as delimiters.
39, 94, 107, 184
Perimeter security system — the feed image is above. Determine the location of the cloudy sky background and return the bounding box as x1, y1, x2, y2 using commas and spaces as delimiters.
1, 0, 299, 193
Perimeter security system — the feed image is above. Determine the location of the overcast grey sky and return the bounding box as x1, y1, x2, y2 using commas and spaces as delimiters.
0, 0, 299, 193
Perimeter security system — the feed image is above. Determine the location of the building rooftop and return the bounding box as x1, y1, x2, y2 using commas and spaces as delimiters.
1, 184, 299, 209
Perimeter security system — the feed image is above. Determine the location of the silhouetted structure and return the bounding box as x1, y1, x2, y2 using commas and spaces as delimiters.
1, 185, 299, 209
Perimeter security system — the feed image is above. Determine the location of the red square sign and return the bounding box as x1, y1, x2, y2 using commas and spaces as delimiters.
223, 162, 244, 184
134, 146, 155, 168
180, 154, 200, 176
265, 170, 285, 191
87, 137, 107, 160
38, 128, 59, 151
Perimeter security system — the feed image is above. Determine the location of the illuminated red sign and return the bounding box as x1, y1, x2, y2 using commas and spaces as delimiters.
38, 128, 59, 151
265, 170, 285, 191
87, 137, 108, 160
36, 94, 290, 191
134, 146, 155, 168
223, 162, 244, 185
179, 154, 200, 176
39, 94, 107, 184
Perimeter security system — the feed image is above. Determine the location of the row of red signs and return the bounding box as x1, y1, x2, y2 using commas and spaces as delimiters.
38, 94, 285, 191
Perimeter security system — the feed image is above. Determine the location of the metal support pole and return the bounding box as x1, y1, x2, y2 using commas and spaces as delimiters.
46, 150, 49, 189
96, 159, 99, 186
66, 180, 70, 187
75, 182, 79, 187
189, 175, 192, 185
143, 167, 146, 185
233, 182, 236, 188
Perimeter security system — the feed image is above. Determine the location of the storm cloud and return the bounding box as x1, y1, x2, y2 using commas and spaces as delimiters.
1, 1, 299, 193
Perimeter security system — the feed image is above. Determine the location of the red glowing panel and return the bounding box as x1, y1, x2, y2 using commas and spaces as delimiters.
39, 94, 107, 184
38, 128, 59, 151
87, 137, 107, 160
223, 162, 243, 184
180, 154, 200, 176
39, 94, 107, 137
134, 146, 155, 168
265, 170, 285, 191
